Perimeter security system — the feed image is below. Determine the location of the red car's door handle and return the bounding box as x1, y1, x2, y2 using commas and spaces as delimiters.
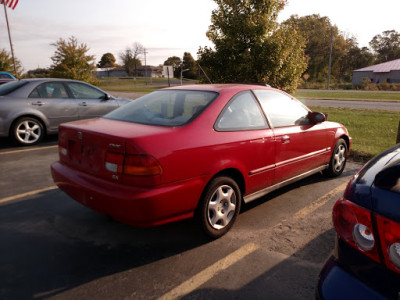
281, 135, 290, 144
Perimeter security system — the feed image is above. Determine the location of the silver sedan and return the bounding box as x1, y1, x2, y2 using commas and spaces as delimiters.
0, 78, 131, 145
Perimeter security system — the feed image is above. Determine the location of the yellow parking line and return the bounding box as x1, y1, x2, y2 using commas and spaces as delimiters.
294, 181, 348, 218
0, 186, 58, 204
0, 145, 58, 156
158, 243, 259, 300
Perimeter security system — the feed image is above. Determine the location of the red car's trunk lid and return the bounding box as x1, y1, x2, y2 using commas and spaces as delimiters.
58, 119, 132, 183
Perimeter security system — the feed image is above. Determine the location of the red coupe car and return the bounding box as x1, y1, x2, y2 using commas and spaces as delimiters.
51, 84, 351, 238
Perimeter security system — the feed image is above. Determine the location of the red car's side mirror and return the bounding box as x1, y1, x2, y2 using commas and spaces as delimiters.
309, 112, 326, 124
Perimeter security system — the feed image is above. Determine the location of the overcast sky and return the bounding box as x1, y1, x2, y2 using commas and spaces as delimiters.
1, 0, 400, 72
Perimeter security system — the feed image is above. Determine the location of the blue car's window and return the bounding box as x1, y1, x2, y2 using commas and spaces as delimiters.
105, 90, 218, 126
215, 91, 268, 131
0, 73, 14, 79
375, 163, 400, 193
0, 80, 26, 96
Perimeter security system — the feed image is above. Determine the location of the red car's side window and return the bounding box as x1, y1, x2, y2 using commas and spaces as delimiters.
215, 91, 268, 131
254, 90, 311, 127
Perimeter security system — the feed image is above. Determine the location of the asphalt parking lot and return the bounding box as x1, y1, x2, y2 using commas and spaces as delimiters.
0, 137, 361, 299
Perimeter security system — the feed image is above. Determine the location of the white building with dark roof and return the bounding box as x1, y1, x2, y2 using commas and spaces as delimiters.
353, 58, 400, 85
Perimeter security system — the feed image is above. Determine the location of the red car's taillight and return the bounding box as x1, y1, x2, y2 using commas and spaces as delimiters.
105, 151, 163, 177
332, 199, 380, 263
124, 154, 163, 176
376, 215, 400, 274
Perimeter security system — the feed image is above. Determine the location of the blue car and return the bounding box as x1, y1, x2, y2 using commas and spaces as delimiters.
317, 144, 400, 299
0, 71, 17, 85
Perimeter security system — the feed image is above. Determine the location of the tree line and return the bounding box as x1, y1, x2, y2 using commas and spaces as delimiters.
1, 0, 400, 91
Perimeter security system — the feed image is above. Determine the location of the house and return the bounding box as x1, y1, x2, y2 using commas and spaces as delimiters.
353, 58, 400, 85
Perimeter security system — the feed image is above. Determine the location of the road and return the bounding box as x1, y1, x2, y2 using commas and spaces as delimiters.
303, 99, 400, 111
0, 138, 361, 299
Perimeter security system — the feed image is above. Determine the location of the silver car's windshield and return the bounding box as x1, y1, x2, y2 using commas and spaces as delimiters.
104, 90, 218, 126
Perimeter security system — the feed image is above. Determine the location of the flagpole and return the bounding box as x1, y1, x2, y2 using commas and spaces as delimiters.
3, 2, 17, 76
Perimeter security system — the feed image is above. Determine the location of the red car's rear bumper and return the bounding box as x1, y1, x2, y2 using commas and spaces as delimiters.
51, 161, 207, 227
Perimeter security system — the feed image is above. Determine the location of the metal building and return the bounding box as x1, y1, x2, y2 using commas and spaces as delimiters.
353, 58, 400, 85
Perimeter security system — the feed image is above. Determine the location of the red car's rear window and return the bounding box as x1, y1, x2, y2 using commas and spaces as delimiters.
105, 90, 218, 126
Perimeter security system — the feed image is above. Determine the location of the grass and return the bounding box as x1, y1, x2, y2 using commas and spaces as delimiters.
295, 91, 400, 102
309, 106, 400, 161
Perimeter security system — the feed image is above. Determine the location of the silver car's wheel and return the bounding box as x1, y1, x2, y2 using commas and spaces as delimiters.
324, 138, 347, 177
197, 176, 241, 238
13, 117, 44, 145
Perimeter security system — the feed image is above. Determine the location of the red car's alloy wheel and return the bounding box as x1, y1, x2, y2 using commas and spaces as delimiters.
197, 176, 242, 239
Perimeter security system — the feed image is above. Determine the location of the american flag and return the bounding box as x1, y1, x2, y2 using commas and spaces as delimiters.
0, 0, 18, 10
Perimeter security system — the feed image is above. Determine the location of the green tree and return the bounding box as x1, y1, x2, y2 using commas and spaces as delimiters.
0, 48, 23, 77
370, 30, 400, 63
164, 56, 181, 78
25, 68, 51, 78
284, 14, 349, 83
182, 52, 198, 80
50, 36, 97, 84
97, 52, 117, 68
197, 0, 307, 93
338, 38, 375, 81
120, 42, 143, 76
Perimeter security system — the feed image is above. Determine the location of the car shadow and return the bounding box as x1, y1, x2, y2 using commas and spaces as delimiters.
182, 229, 336, 299
241, 165, 358, 214
0, 189, 211, 299
0, 135, 58, 150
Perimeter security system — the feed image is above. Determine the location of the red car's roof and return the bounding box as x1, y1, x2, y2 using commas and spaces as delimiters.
165, 84, 273, 93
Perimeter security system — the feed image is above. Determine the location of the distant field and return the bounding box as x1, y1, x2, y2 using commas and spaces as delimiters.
295, 90, 400, 102
309, 106, 400, 160
98, 77, 197, 93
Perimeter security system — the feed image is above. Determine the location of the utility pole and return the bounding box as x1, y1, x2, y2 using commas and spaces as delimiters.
3, 3, 17, 76
143, 48, 148, 85
327, 30, 334, 90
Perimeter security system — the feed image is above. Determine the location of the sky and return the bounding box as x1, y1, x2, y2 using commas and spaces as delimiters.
1, 0, 400, 72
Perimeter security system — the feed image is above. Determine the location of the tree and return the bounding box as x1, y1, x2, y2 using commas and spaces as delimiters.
164, 56, 181, 78
0, 48, 23, 77
338, 38, 375, 82
370, 30, 400, 63
120, 42, 143, 76
197, 0, 307, 93
97, 53, 117, 68
25, 68, 51, 78
50, 36, 97, 83
182, 52, 198, 79
283, 14, 350, 83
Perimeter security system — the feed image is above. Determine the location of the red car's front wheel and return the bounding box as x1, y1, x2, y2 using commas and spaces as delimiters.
324, 138, 348, 177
